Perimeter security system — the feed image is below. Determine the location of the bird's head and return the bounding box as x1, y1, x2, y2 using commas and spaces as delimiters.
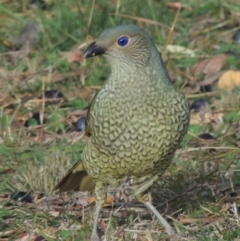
84, 25, 160, 70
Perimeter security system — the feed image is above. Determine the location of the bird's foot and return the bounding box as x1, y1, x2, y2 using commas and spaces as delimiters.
90, 232, 100, 241
131, 175, 158, 198
167, 227, 176, 236
168, 233, 187, 241
90, 202, 103, 241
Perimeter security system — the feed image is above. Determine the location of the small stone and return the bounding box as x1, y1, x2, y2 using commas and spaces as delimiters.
190, 99, 208, 112
233, 30, 240, 44
44, 90, 64, 99
29, 0, 48, 10
198, 133, 215, 140
75, 116, 87, 132
42, 90, 64, 104
11, 191, 32, 203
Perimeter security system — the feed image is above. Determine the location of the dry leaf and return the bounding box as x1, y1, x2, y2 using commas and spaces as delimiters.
218, 70, 240, 89
65, 49, 83, 63
99, 218, 107, 233
166, 44, 196, 56
89, 195, 113, 207
11, 21, 40, 49
191, 54, 227, 76
190, 111, 223, 125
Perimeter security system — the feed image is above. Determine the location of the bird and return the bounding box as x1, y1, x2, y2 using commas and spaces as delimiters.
54, 24, 190, 241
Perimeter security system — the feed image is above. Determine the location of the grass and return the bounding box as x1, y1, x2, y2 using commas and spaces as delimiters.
1, 0, 240, 240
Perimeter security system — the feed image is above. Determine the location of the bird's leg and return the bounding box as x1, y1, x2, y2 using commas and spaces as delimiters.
90, 182, 107, 241
131, 175, 158, 197
144, 194, 175, 235
133, 175, 176, 236
90, 204, 101, 241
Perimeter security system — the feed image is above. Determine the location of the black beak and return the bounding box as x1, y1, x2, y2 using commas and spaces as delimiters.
84, 42, 106, 58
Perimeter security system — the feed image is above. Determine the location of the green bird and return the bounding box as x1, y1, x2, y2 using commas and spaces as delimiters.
54, 24, 190, 241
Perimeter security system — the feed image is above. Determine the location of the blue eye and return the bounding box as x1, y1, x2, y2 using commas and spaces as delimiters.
118, 36, 128, 46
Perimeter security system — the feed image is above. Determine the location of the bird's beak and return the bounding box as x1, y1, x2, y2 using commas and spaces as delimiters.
84, 42, 106, 58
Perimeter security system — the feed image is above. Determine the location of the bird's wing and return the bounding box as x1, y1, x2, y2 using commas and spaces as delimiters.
53, 160, 95, 192
54, 93, 101, 192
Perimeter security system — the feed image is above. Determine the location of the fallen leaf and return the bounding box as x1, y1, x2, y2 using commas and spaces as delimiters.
89, 195, 113, 207
218, 70, 240, 89
200, 71, 225, 86
191, 54, 227, 76
2, 39, 12, 48
166, 44, 196, 56
65, 49, 83, 63
11, 21, 40, 49
99, 218, 107, 233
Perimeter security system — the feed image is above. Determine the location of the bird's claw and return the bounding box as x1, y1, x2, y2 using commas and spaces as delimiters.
90, 233, 100, 241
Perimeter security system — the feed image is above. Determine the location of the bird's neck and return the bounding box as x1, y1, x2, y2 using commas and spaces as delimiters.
149, 51, 173, 90
108, 54, 172, 92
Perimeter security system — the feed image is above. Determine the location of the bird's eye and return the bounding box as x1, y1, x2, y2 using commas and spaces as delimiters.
117, 36, 128, 47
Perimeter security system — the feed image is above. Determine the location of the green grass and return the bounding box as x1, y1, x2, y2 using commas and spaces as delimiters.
0, 0, 240, 240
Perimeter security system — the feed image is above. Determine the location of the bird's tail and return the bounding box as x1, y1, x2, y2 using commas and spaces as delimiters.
54, 161, 96, 192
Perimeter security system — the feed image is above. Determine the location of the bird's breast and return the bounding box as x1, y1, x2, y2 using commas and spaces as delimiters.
83, 84, 189, 180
